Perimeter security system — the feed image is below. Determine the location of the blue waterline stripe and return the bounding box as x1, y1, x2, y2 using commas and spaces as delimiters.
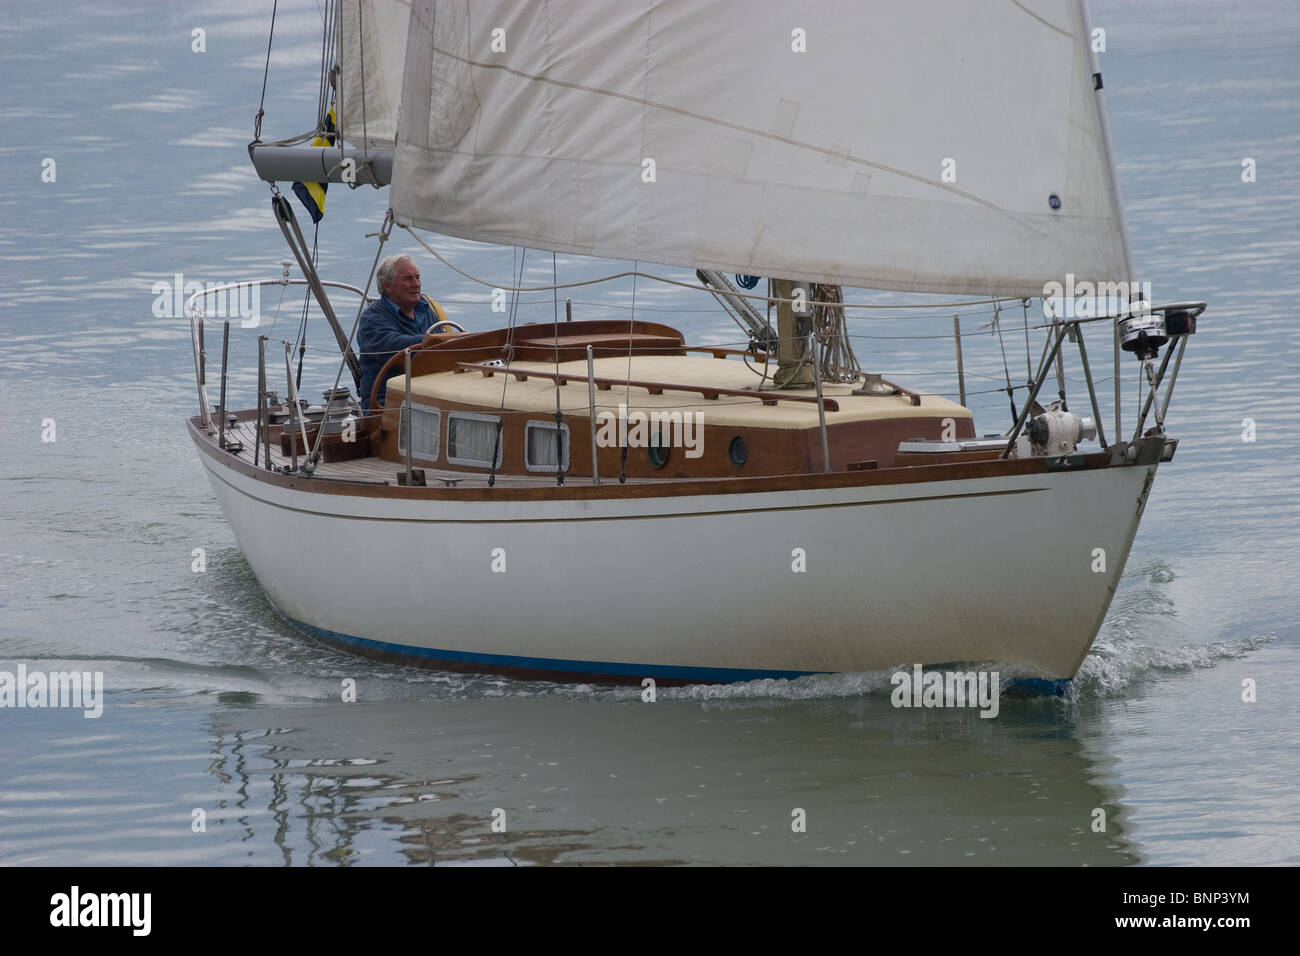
285, 617, 1070, 694
1008, 676, 1070, 697
286, 616, 816, 683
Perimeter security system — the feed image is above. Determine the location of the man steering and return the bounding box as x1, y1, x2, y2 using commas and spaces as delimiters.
357, 254, 452, 410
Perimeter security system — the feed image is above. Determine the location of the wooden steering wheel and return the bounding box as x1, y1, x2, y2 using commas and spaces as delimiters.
367, 300, 462, 410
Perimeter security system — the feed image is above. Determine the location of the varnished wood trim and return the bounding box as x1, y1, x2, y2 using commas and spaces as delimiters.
685, 346, 772, 361
193, 414, 1119, 503
452, 361, 840, 410
881, 378, 923, 407
366, 319, 688, 412
204, 459, 1046, 524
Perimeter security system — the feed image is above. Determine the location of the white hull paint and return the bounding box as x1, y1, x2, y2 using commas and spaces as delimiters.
196, 442, 1158, 681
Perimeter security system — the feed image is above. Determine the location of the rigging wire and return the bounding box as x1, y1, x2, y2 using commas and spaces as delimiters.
618, 263, 641, 484
293, 221, 322, 390
302, 209, 394, 470
256, 340, 1115, 406
488, 247, 526, 487
316, 0, 330, 130
1022, 297, 1033, 383
253, 0, 278, 141
1043, 297, 1068, 411
260, 280, 290, 338
758, 278, 776, 387
397, 225, 1023, 313
552, 251, 565, 486
501, 295, 1008, 323
990, 301, 1018, 426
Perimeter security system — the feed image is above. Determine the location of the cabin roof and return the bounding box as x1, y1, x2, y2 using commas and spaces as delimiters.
399, 355, 969, 429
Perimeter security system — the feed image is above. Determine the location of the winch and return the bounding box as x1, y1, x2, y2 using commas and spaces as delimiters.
318, 386, 361, 436
1023, 404, 1097, 456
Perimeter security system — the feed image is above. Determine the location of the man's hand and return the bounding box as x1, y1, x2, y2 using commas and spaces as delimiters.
420, 332, 441, 349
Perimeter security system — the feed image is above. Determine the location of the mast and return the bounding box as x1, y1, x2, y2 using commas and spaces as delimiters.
771, 279, 814, 388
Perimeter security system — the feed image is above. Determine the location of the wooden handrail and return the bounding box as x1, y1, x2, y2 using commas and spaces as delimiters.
452, 362, 840, 411
883, 380, 923, 407
683, 346, 772, 361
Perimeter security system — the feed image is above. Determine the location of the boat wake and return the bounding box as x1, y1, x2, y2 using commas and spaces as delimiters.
1069, 633, 1276, 699
644, 632, 1276, 706
92, 630, 1275, 708
653, 669, 899, 703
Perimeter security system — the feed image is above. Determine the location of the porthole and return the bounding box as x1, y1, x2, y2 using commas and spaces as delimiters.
647, 443, 670, 469
728, 435, 748, 467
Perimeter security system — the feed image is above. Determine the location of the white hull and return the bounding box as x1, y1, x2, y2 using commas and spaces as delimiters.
196, 437, 1159, 682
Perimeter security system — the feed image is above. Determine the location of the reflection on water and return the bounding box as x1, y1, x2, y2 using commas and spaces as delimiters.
205, 694, 1140, 866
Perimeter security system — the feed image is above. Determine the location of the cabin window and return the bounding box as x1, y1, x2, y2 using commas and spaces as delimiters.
525, 420, 570, 473
728, 435, 749, 467
647, 443, 670, 469
397, 403, 440, 461
447, 411, 503, 468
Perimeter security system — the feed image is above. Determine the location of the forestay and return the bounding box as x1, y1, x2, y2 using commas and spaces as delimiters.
390, 0, 1131, 297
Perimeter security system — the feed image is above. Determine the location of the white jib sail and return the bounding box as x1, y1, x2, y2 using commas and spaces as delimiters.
336, 0, 411, 150
390, 0, 1131, 297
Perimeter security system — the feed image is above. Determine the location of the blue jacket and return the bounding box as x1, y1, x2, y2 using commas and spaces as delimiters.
357, 294, 436, 409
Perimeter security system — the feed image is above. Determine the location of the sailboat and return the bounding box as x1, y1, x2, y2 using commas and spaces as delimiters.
188, 0, 1202, 686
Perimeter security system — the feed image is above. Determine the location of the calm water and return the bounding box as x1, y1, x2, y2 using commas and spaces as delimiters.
1, 0, 1297, 866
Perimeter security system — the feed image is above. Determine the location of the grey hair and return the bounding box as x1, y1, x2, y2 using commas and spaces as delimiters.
376, 254, 416, 293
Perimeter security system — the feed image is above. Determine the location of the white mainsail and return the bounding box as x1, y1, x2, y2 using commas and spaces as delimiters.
389, 0, 1132, 297
336, 0, 411, 150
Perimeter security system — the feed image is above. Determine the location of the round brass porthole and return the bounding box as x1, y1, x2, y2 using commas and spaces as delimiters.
647, 443, 670, 469
728, 435, 748, 467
